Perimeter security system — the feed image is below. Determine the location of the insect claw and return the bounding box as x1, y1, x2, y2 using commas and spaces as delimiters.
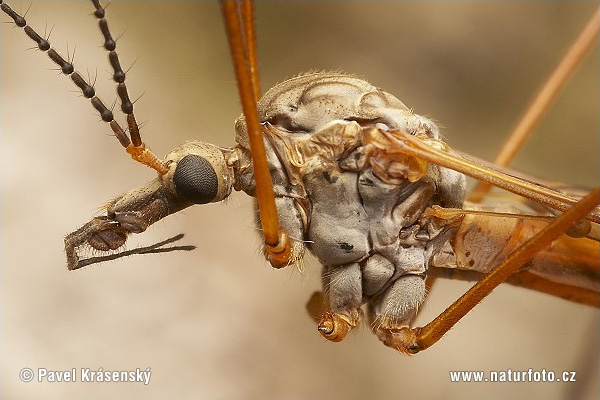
373, 326, 421, 355
317, 312, 353, 342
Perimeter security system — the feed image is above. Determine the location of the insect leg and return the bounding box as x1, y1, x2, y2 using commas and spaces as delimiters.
363, 127, 600, 223
469, 8, 600, 201
220, 0, 292, 268
316, 263, 362, 342
239, 0, 260, 100
425, 205, 595, 240
370, 274, 426, 353
376, 187, 600, 354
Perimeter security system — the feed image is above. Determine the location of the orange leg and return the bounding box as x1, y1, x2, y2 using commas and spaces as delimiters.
375, 187, 600, 354
469, 8, 600, 202
220, 0, 291, 267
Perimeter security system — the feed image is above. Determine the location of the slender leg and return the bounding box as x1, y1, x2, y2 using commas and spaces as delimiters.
220, 0, 291, 267
377, 187, 600, 354
362, 127, 600, 223
425, 205, 593, 239
469, 8, 600, 202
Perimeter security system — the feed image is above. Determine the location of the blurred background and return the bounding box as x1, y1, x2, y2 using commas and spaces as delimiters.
1, 1, 598, 398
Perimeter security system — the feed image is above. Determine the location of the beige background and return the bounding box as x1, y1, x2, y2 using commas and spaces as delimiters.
1, 1, 598, 398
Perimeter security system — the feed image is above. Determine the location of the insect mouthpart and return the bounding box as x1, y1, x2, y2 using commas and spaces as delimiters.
63, 141, 235, 270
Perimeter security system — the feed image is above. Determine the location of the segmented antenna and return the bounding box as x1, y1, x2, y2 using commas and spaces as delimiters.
1, 0, 168, 174
89, 0, 139, 147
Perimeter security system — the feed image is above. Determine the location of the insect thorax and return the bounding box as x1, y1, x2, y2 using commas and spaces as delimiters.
232, 73, 466, 302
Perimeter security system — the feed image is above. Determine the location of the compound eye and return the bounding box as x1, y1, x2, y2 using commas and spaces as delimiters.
173, 154, 219, 204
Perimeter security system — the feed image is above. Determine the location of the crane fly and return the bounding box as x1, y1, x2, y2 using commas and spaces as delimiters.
0, 0, 596, 378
